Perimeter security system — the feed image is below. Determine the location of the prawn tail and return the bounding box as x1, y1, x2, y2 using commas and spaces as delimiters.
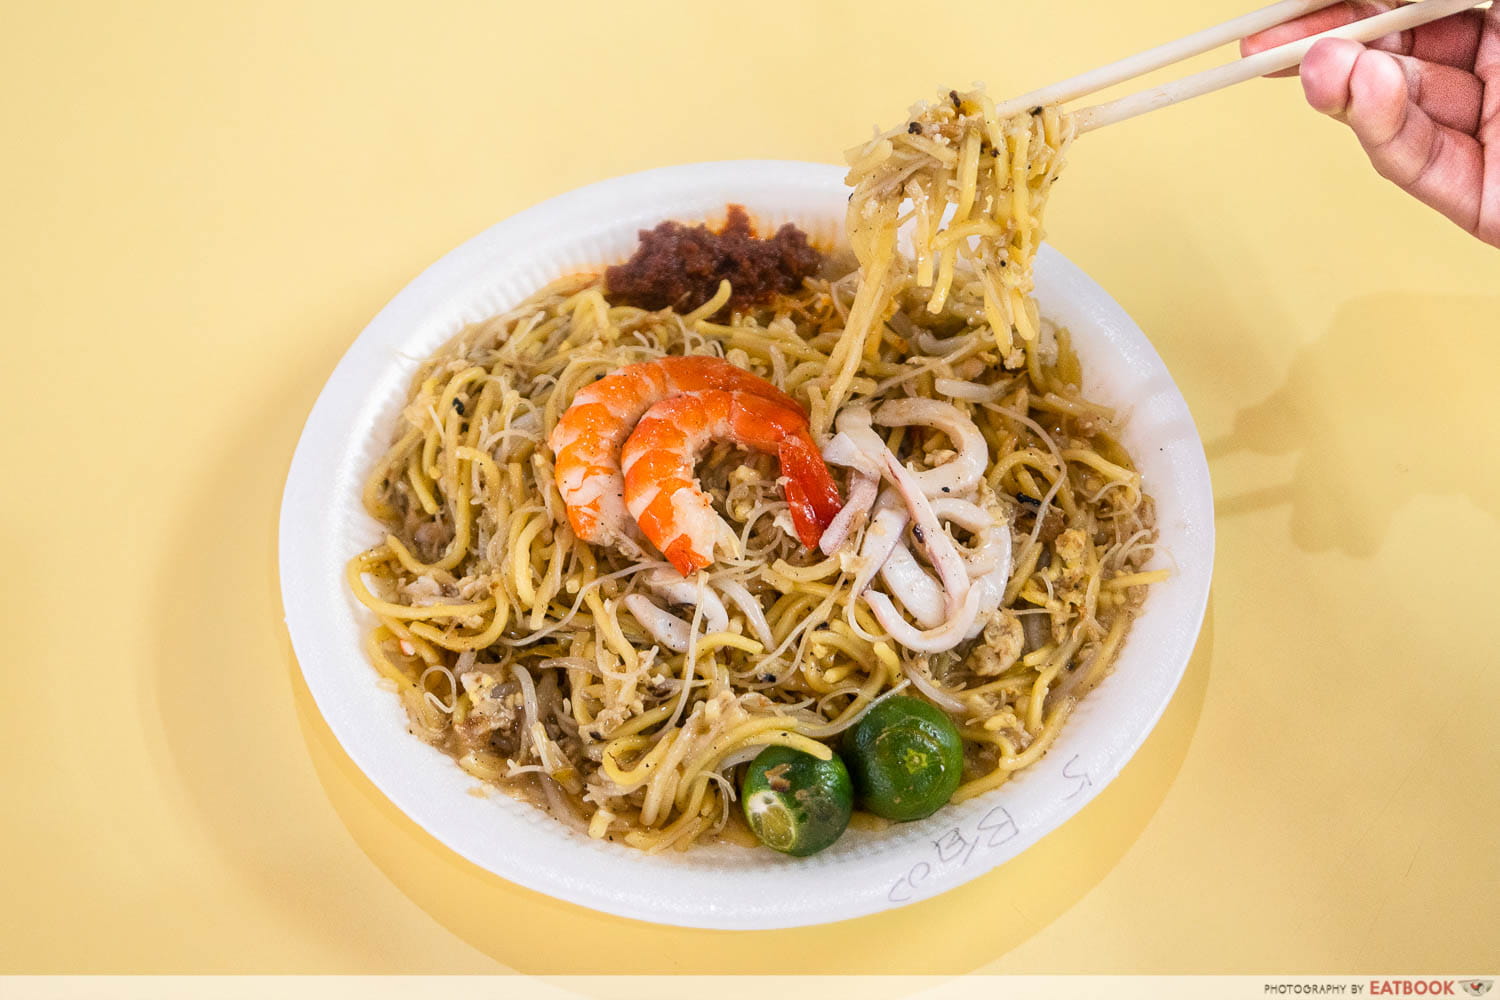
777, 436, 844, 548
663, 536, 711, 576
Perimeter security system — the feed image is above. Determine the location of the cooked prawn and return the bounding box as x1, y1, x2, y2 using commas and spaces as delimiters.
549, 356, 802, 550
620, 389, 842, 575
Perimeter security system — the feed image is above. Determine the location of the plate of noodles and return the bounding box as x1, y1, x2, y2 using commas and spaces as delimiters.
280, 89, 1213, 928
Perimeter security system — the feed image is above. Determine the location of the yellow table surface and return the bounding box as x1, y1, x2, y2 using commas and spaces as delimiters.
5, 0, 1497, 976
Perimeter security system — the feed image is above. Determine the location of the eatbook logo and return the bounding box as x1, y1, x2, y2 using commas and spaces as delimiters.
1461, 982, 1493, 997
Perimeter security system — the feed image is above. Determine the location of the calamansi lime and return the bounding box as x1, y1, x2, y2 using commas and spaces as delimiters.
741, 746, 853, 856
846, 695, 963, 821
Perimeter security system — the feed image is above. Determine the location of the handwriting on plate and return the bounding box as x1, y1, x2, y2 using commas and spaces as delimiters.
1062, 754, 1092, 800
887, 805, 1020, 903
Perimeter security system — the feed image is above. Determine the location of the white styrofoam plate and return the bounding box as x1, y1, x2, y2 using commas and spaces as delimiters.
279, 160, 1214, 930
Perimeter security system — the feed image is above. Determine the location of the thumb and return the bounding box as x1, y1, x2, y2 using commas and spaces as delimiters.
1299, 36, 1376, 120
1298, 37, 1487, 239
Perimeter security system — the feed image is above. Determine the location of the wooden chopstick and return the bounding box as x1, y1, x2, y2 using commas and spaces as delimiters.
1072, 0, 1489, 133
993, 0, 1346, 119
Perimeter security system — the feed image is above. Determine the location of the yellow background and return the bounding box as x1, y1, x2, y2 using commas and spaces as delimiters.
4, 0, 1497, 975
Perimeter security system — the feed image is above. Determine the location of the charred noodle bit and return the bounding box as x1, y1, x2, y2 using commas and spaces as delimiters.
348, 86, 1159, 850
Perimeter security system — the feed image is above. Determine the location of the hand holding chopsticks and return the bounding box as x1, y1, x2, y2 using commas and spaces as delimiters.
1246, 1, 1497, 245
994, 0, 1492, 133
1000, 0, 1498, 244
